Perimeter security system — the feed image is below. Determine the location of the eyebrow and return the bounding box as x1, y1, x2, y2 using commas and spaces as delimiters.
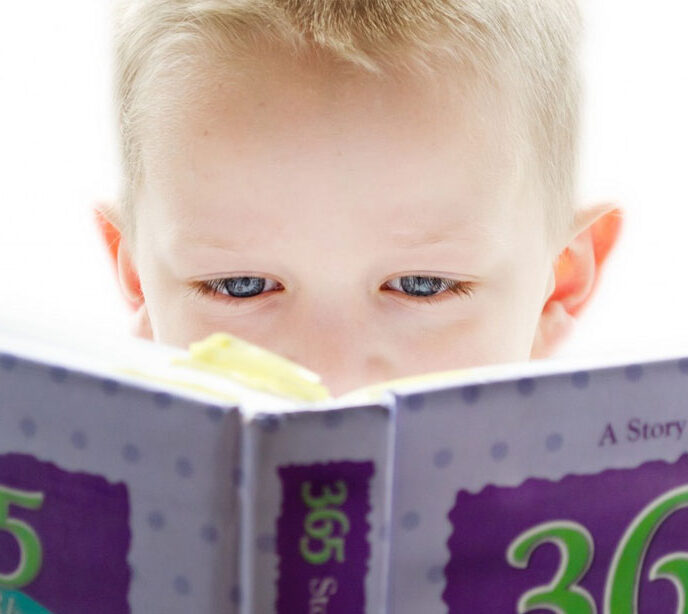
179, 229, 462, 252
390, 228, 476, 249
177, 220, 499, 253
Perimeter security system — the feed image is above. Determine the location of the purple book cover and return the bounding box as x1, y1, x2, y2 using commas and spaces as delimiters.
445, 454, 688, 612
276, 461, 374, 614
0, 453, 131, 614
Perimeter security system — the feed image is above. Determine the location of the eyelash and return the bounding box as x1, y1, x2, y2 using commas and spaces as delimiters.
191, 278, 282, 302
192, 276, 475, 303
392, 279, 475, 304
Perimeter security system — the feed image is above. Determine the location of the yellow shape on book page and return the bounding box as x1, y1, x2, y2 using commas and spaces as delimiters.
176, 333, 331, 403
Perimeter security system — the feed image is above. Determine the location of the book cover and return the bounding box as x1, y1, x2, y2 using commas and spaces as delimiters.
1, 321, 688, 612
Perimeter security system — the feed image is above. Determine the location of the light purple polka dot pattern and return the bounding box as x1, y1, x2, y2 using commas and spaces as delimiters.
176, 457, 193, 478
427, 565, 444, 584
571, 371, 590, 389
201, 524, 219, 543
206, 405, 224, 423
148, 510, 166, 530
546, 433, 563, 452
433, 449, 453, 468
323, 411, 344, 429
20, 417, 37, 438
517, 378, 536, 396
461, 385, 481, 404
153, 392, 172, 408
70, 430, 87, 450
406, 394, 425, 411
625, 364, 644, 382
122, 444, 141, 463
101, 379, 120, 395
401, 511, 420, 531
491, 441, 509, 461
258, 415, 281, 433
174, 575, 191, 595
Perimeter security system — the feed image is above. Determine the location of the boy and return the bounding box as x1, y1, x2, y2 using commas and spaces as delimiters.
98, 0, 621, 396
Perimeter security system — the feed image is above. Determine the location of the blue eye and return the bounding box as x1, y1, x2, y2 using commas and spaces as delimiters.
200, 277, 282, 299
386, 276, 474, 300
223, 277, 265, 298
195, 274, 473, 303
399, 276, 444, 297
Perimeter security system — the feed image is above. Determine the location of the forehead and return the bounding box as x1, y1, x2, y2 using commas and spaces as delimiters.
138, 47, 531, 249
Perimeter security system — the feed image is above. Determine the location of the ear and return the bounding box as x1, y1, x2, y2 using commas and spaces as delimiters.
531, 204, 623, 359
93, 203, 153, 340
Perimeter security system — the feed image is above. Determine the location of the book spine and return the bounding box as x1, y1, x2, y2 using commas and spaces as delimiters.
239, 403, 395, 614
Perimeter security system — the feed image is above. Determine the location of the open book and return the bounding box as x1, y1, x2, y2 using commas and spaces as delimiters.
1, 316, 687, 613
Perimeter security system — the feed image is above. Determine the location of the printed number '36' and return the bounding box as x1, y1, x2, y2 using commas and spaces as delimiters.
507, 520, 597, 614
507, 484, 688, 614
0, 484, 45, 589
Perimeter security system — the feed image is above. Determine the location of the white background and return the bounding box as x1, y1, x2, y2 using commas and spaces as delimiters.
0, 1, 686, 360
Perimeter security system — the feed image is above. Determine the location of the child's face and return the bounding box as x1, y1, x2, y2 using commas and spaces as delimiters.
129, 52, 558, 395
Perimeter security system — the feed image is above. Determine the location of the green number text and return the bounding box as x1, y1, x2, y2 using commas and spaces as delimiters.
0, 484, 45, 589
299, 480, 350, 565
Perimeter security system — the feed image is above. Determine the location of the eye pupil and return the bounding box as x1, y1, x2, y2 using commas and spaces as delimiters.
223, 277, 266, 298
400, 276, 444, 297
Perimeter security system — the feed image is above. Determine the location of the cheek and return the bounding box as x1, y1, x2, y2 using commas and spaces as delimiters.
134, 255, 201, 348
154, 310, 222, 348
403, 278, 547, 368
358, 301, 528, 377
391, 317, 528, 372
144, 289, 542, 371
145, 291, 241, 349
145, 282, 284, 351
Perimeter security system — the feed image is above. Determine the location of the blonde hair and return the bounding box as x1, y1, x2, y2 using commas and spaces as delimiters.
113, 0, 583, 241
